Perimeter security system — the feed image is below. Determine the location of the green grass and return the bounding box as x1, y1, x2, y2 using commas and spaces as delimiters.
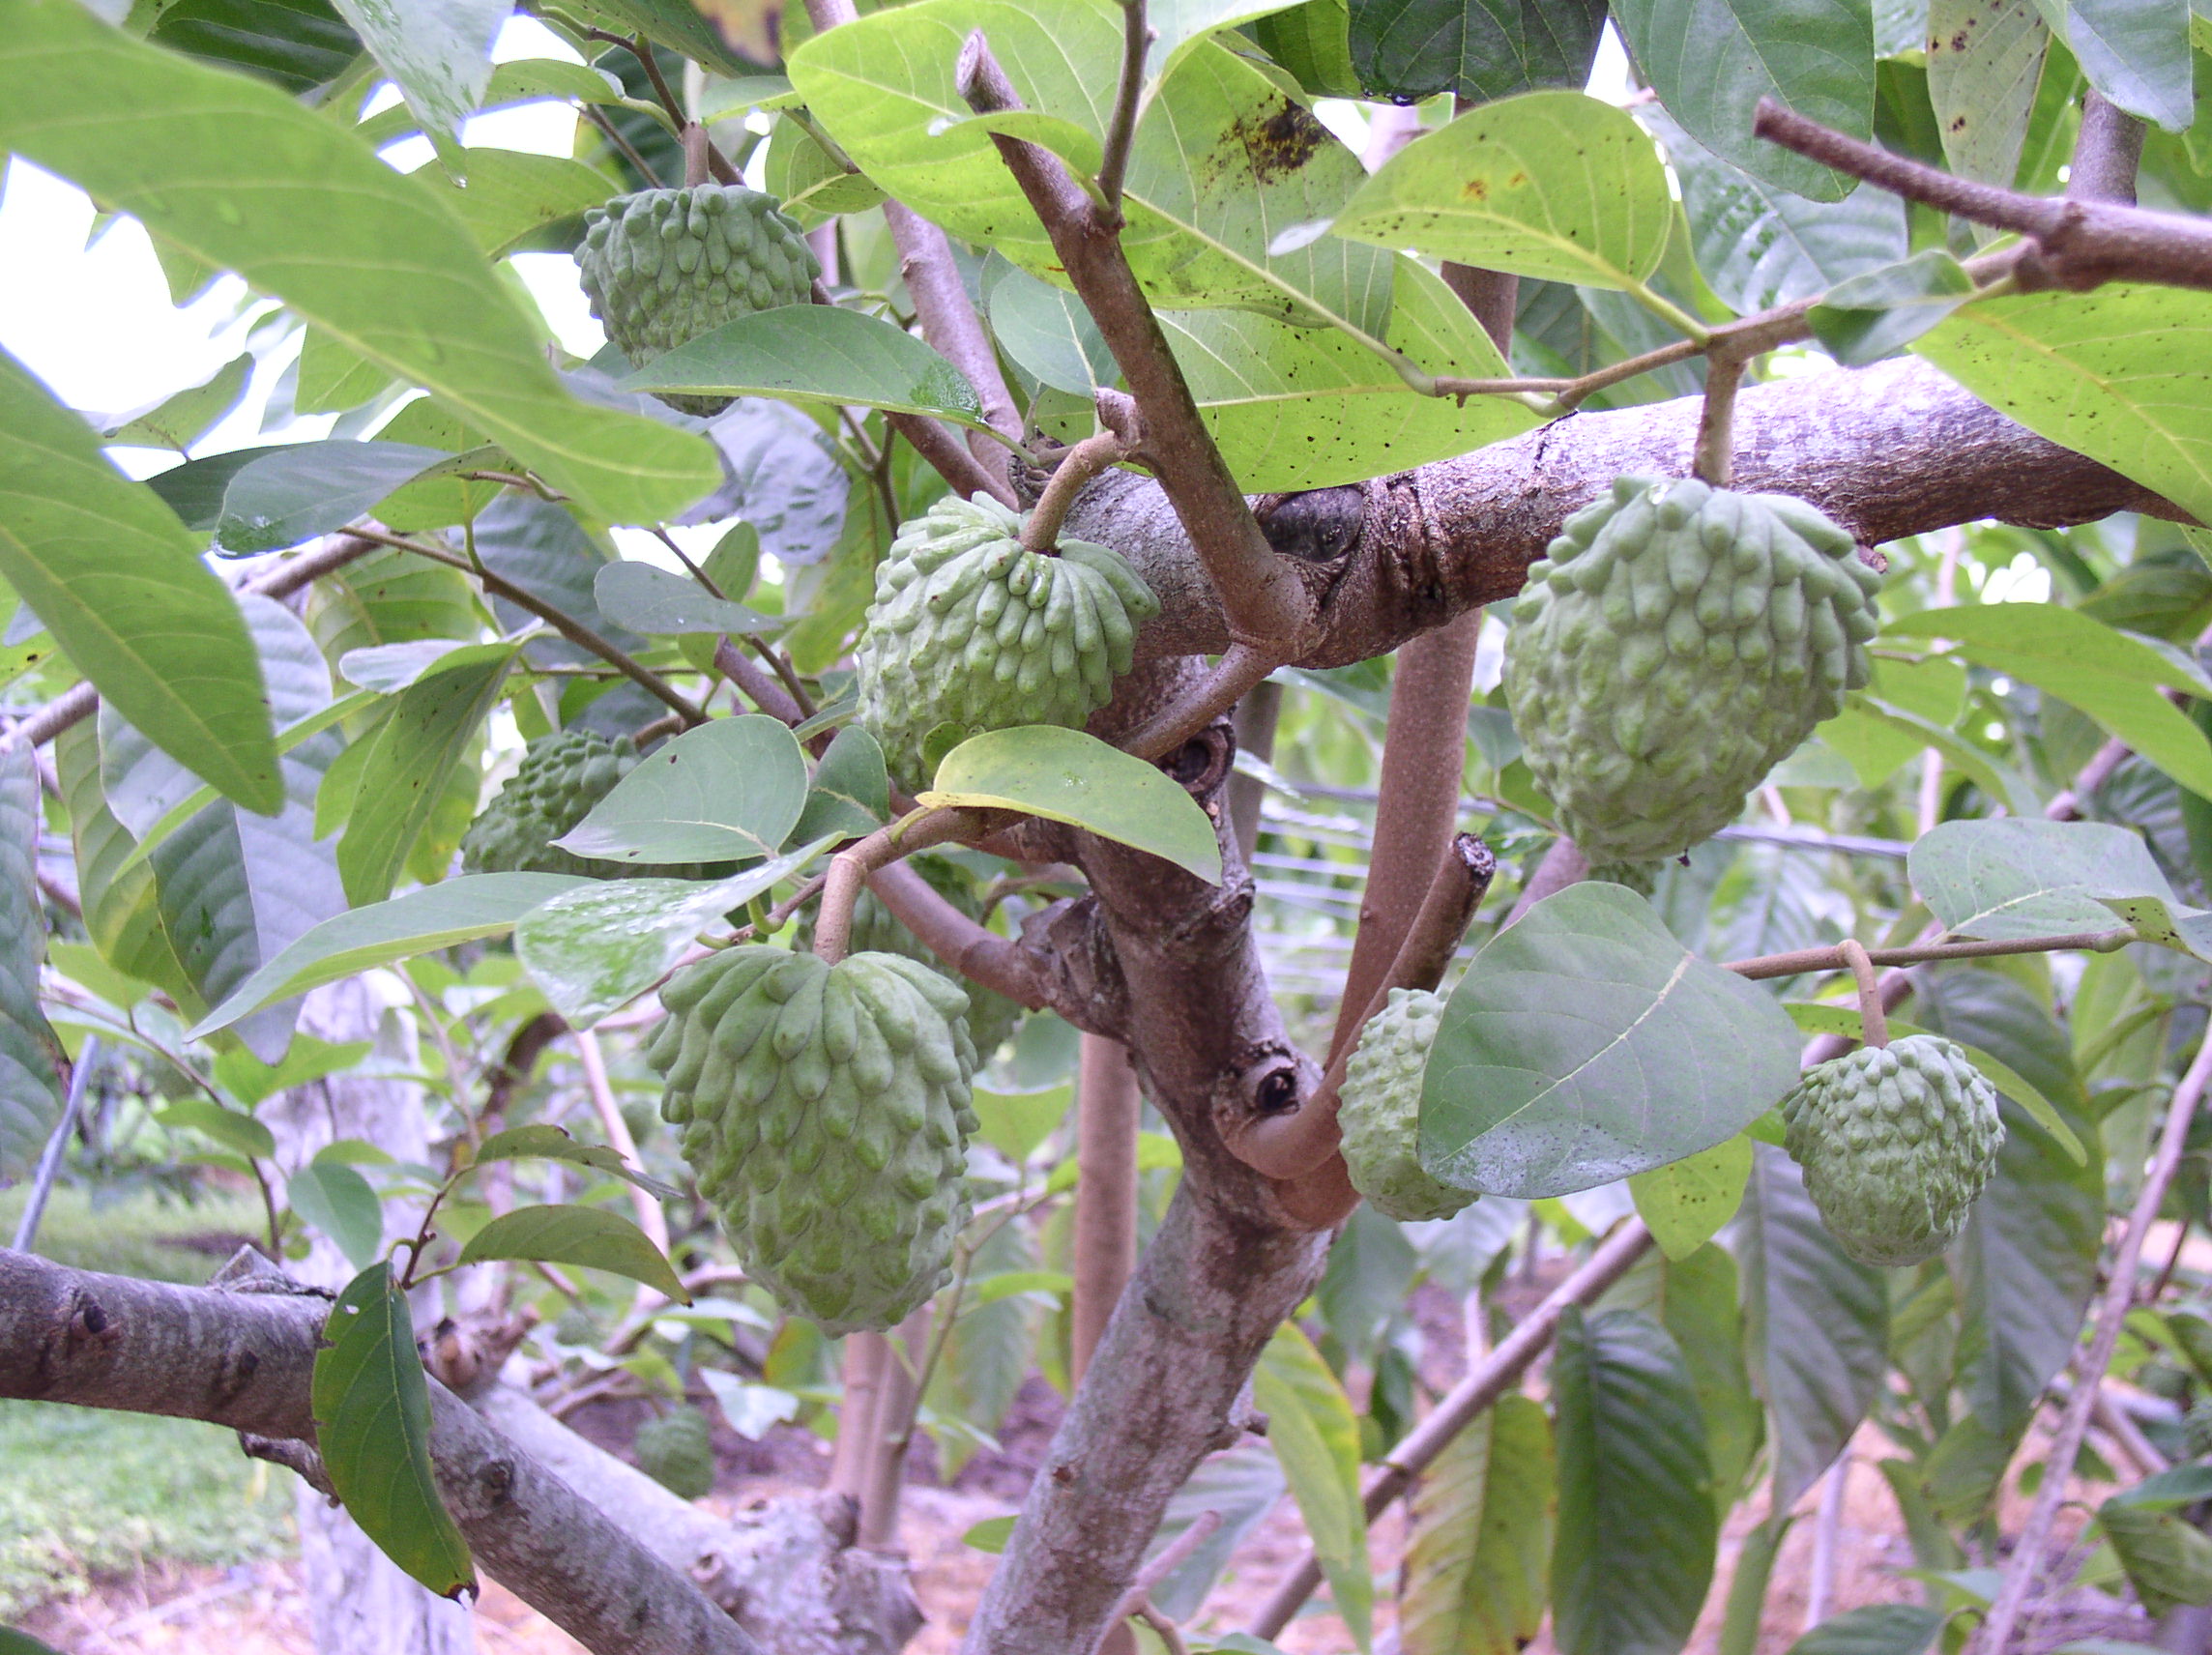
0, 1183, 295, 1614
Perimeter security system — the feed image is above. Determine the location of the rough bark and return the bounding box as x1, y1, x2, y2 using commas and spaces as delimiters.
1068, 356, 2179, 671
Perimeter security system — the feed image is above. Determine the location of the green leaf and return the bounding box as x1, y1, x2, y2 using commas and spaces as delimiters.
2046, 0, 2194, 131
351, 58, 626, 147
103, 351, 252, 452
370, 148, 614, 258
1253, 1322, 1372, 1652
0, 347, 279, 815
557, 715, 809, 866
144, 0, 359, 94
214, 1033, 371, 1107
1950, 1093, 2103, 1438
969, 1081, 1073, 1163
1148, 1440, 1291, 1621
1646, 107, 1906, 317
592, 561, 778, 637
1333, 92, 1674, 290
793, 725, 889, 844
312, 1263, 475, 1597
2098, 1498, 2212, 1616
514, 836, 835, 1027
155, 1098, 276, 1159
458, 1205, 688, 1300
1612, 0, 1874, 200
1629, 1134, 1753, 1262
1319, 1205, 1418, 1364
790, 0, 1394, 341
1909, 817, 2212, 957
1656, 1244, 1763, 1508
919, 726, 1225, 886
306, 544, 479, 663
985, 264, 1118, 395
622, 305, 993, 430
189, 872, 591, 1036
0, 1629, 66, 1655
210, 442, 461, 554
327, 0, 503, 151
54, 721, 198, 1011
1550, 1307, 1717, 1655
1400, 1393, 1555, 1655
1160, 254, 1540, 492
289, 1161, 384, 1268
1785, 1604, 1945, 1655
338, 645, 510, 905
1348, 0, 1608, 102
0, 745, 65, 1178
1927, 0, 2052, 187
1915, 286, 2212, 527
587, 0, 752, 75
1833, 689, 2040, 815
471, 1123, 683, 1202
964, 1515, 1017, 1553
1738, 1143, 1889, 1509
1808, 249, 1979, 364
1256, 2, 1361, 99
0, 0, 718, 524
1421, 883, 1802, 1198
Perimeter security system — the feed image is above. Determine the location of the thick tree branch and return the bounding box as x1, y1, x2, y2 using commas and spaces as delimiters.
0, 1249, 763, 1655
1755, 99, 2212, 291
954, 33, 1316, 658
1065, 356, 2182, 672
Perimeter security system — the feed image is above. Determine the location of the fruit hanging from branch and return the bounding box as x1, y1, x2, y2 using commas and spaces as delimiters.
1505, 476, 1881, 864
645, 945, 979, 1335
855, 494, 1159, 790
577, 184, 820, 418
1338, 987, 1478, 1223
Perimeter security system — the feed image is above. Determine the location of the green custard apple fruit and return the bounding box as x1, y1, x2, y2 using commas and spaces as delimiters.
577, 184, 819, 417
645, 945, 979, 1335
854, 494, 1159, 789
460, 729, 717, 881
794, 853, 1026, 1057
1338, 987, 1477, 1223
633, 1408, 714, 1499
1780, 1034, 2004, 1267
1503, 476, 1879, 863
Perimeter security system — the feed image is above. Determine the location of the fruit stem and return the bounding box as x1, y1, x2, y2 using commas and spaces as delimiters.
682, 122, 710, 189
812, 807, 986, 964
1021, 432, 1129, 555
1840, 938, 1888, 1049
1692, 351, 1745, 488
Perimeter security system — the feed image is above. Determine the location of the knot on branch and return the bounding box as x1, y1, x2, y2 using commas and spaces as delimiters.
1254, 487, 1365, 565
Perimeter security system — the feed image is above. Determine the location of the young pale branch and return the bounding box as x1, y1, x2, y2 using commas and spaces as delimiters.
1120, 642, 1281, 760
812, 807, 994, 964
1095, 0, 1149, 217
1755, 98, 2212, 292
1727, 926, 2134, 981
1839, 939, 1889, 1050
954, 31, 1317, 659
1022, 432, 1130, 555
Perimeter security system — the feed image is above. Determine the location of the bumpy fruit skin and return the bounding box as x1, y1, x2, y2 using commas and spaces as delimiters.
795, 854, 1025, 1057
1780, 1034, 2004, 1267
634, 1408, 714, 1499
577, 185, 820, 417
854, 494, 1160, 789
645, 945, 979, 1335
1504, 476, 1880, 863
1338, 988, 1478, 1223
461, 729, 717, 882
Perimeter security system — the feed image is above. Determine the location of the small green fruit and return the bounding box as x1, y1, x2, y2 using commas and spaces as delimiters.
460, 729, 719, 882
1780, 1034, 2004, 1267
634, 1408, 714, 1499
1338, 988, 1477, 1223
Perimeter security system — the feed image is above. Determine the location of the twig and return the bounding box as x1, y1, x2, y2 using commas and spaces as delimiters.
827, 1332, 889, 1499
1976, 1031, 2212, 1653
1840, 939, 1888, 1049
583, 103, 663, 188
956, 32, 1315, 657
1095, 0, 1149, 217
1754, 98, 2212, 293
1248, 1219, 1656, 1637
350, 526, 706, 724
1121, 644, 1282, 762
712, 635, 804, 725
1022, 433, 1129, 555
813, 809, 987, 965
1110, 1509, 1221, 1620
573, 1028, 668, 1256
2066, 92, 2145, 207
1727, 927, 2133, 981
748, 637, 817, 720
1133, 1603, 1189, 1655
1805, 1457, 1848, 1629
1693, 353, 1746, 489
1505, 837, 1589, 925
9, 1036, 95, 1252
